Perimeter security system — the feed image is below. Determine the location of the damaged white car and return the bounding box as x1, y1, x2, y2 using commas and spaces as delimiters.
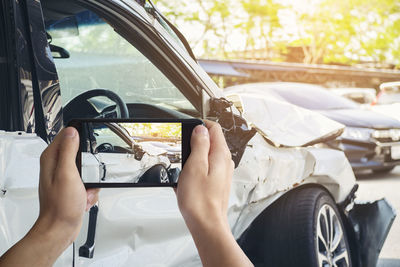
80, 122, 179, 184
0, 0, 395, 267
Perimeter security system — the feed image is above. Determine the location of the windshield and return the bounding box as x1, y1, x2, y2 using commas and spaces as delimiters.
269, 85, 359, 110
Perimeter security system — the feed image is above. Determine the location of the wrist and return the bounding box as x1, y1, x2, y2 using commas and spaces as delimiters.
184, 215, 251, 267
28, 217, 76, 256
184, 212, 231, 240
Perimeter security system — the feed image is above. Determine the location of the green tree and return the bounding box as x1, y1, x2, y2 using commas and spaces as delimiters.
155, 0, 400, 67
238, 0, 283, 59
288, 0, 400, 66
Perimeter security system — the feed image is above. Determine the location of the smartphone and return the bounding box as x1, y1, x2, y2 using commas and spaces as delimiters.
67, 118, 203, 188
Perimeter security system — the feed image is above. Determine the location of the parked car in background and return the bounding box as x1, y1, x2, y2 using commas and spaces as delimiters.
226, 82, 400, 174
330, 88, 376, 104
0, 1, 394, 267
375, 81, 400, 105
368, 81, 400, 123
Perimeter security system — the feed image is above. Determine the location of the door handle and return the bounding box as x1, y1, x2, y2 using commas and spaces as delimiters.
79, 204, 99, 258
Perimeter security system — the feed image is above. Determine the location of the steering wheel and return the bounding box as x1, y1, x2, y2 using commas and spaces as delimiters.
96, 143, 114, 153
63, 89, 129, 123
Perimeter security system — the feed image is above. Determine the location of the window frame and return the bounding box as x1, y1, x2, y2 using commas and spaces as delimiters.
0, 0, 24, 131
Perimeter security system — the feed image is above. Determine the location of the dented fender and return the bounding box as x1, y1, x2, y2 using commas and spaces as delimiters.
227, 133, 357, 239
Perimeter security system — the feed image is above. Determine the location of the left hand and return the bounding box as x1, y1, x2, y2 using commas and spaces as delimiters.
35, 127, 99, 245
0, 127, 99, 267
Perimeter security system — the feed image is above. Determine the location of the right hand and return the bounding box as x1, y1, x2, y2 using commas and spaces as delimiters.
176, 120, 253, 267
176, 120, 234, 232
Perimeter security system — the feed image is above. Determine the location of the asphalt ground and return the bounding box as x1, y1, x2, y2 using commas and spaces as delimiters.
356, 166, 400, 267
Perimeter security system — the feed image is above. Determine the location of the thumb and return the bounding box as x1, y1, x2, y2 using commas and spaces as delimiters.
184, 125, 210, 169
55, 127, 80, 177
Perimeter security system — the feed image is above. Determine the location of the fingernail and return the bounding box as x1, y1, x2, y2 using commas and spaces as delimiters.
194, 125, 209, 136
64, 127, 76, 138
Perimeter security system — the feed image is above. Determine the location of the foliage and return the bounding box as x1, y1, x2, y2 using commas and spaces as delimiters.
120, 123, 181, 138
292, 0, 400, 65
154, 0, 400, 67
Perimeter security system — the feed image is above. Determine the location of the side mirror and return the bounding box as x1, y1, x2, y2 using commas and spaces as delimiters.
208, 97, 256, 168
133, 144, 145, 161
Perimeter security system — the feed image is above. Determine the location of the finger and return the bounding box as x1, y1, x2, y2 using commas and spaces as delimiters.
86, 188, 100, 211
39, 127, 74, 183
183, 125, 210, 175
206, 122, 231, 173
205, 121, 230, 155
54, 127, 80, 180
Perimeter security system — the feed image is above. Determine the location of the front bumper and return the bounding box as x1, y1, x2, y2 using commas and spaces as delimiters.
345, 198, 396, 267
339, 139, 400, 171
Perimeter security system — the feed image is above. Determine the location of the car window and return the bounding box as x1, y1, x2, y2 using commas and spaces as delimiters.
93, 124, 130, 151
46, 10, 196, 113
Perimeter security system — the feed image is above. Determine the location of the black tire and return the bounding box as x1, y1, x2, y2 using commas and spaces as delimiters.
138, 164, 169, 184
239, 186, 352, 267
372, 166, 395, 174
167, 167, 181, 183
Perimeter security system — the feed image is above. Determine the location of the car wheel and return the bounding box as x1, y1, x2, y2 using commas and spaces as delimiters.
372, 166, 395, 174
138, 164, 170, 184
238, 186, 352, 267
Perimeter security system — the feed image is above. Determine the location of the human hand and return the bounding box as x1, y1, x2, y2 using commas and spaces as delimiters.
176, 120, 252, 267
176, 120, 234, 231
35, 127, 99, 245
0, 127, 99, 267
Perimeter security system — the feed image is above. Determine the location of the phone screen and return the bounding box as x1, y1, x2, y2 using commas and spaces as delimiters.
69, 118, 202, 188
80, 121, 184, 186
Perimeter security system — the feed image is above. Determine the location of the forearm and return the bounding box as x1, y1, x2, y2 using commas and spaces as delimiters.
187, 219, 253, 267
0, 220, 71, 267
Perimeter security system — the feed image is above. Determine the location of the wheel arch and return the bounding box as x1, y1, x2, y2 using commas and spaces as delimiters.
237, 183, 357, 266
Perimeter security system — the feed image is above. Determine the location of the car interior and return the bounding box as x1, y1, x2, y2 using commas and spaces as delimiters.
40, 0, 198, 126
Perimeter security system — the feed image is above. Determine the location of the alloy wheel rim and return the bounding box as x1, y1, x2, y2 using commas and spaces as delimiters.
316, 204, 350, 267
160, 168, 169, 183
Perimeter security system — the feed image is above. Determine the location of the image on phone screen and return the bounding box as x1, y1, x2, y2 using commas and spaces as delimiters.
80, 122, 182, 185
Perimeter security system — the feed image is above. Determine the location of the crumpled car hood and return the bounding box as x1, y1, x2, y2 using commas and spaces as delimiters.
138, 142, 168, 156
223, 90, 345, 147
